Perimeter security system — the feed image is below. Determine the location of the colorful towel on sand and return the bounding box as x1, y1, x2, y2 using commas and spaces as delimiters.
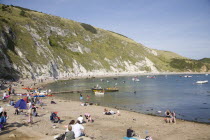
123, 137, 138, 140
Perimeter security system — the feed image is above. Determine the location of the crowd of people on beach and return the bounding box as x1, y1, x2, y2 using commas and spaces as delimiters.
0, 78, 181, 140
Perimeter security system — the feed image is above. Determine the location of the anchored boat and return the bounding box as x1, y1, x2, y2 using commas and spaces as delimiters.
196, 80, 208, 84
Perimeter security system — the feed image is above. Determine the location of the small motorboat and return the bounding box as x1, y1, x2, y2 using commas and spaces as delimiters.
132, 77, 140, 82
94, 90, 105, 95
196, 80, 208, 84
184, 75, 192, 78
92, 87, 119, 92
147, 76, 156, 79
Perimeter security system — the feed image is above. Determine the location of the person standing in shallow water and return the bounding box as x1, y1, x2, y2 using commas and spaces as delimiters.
86, 95, 90, 102
80, 94, 83, 101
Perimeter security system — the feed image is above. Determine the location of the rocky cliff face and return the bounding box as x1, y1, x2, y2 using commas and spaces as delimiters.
0, 5, 209, 80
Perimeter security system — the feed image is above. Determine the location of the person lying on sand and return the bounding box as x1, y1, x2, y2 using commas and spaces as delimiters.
103, 109, 116, 115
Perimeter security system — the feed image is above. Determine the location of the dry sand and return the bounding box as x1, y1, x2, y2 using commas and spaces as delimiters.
0, 78, 210, 140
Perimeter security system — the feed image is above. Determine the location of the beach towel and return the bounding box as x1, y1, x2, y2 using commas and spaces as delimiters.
123, 137, 138, 140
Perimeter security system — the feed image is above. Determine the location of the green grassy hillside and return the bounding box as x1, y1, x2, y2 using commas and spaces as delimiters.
0, 4, 209, 80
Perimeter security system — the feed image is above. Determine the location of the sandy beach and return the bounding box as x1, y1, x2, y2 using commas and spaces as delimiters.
0, 77, 210, 140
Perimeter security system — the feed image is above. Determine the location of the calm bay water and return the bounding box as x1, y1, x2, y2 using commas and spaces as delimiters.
45, 74, 210, 123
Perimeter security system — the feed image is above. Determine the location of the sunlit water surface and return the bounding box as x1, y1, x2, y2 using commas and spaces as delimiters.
45, 74, 210, 123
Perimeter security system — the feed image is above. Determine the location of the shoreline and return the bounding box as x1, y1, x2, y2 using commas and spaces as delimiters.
1, 73, 210, 139
54, 95, 210, 125
1, 96, 210, 140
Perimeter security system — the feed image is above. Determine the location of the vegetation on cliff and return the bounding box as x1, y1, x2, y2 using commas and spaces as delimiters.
0, 4, 209, 79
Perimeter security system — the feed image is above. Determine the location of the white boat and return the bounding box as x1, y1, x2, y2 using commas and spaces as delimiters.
196, 80, 208, 84
184, 75, 192, 78
132, 77, 140, 82
94, 90, 105, 95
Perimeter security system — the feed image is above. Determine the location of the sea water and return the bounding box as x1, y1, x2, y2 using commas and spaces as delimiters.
45, 74, 210, 123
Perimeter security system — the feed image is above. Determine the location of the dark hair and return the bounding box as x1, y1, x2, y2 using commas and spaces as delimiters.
76, 120, 80, 124
69, 120, 75, 125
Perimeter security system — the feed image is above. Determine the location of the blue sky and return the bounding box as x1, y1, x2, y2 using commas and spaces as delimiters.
1, 0, 210, 59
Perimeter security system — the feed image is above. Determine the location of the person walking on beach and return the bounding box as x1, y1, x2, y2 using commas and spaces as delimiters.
2, 91, 7, 100
28, 108, 33, 123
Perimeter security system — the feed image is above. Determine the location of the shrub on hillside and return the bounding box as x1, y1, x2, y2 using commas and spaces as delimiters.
20, 10, 27, 17
80, 23, 97, 34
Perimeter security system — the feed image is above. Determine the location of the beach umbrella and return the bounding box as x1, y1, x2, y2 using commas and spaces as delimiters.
14, 99, 27, 109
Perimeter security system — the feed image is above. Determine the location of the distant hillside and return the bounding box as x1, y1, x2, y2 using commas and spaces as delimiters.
199, 58, 210, 64
0, 4, 210, 80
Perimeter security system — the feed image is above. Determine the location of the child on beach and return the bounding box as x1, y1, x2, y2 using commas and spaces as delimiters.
80, 94, 83, 101
117, 109, 121, 116
86, 95, 90, 102
65, 125, 75, 140
171, 111, 176, 123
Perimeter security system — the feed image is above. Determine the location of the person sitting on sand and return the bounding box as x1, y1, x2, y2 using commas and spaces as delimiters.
66, 120, 75, 132
127, 127, 136, 138
117, 109, 121, 116
72, 120, 85, 138
84, 113, 93, 123
50, 112, 60, 123
65, 125, 75, 140
77, 115, 84, 124
171, 111, 176, 123
165, 109, 172, 123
